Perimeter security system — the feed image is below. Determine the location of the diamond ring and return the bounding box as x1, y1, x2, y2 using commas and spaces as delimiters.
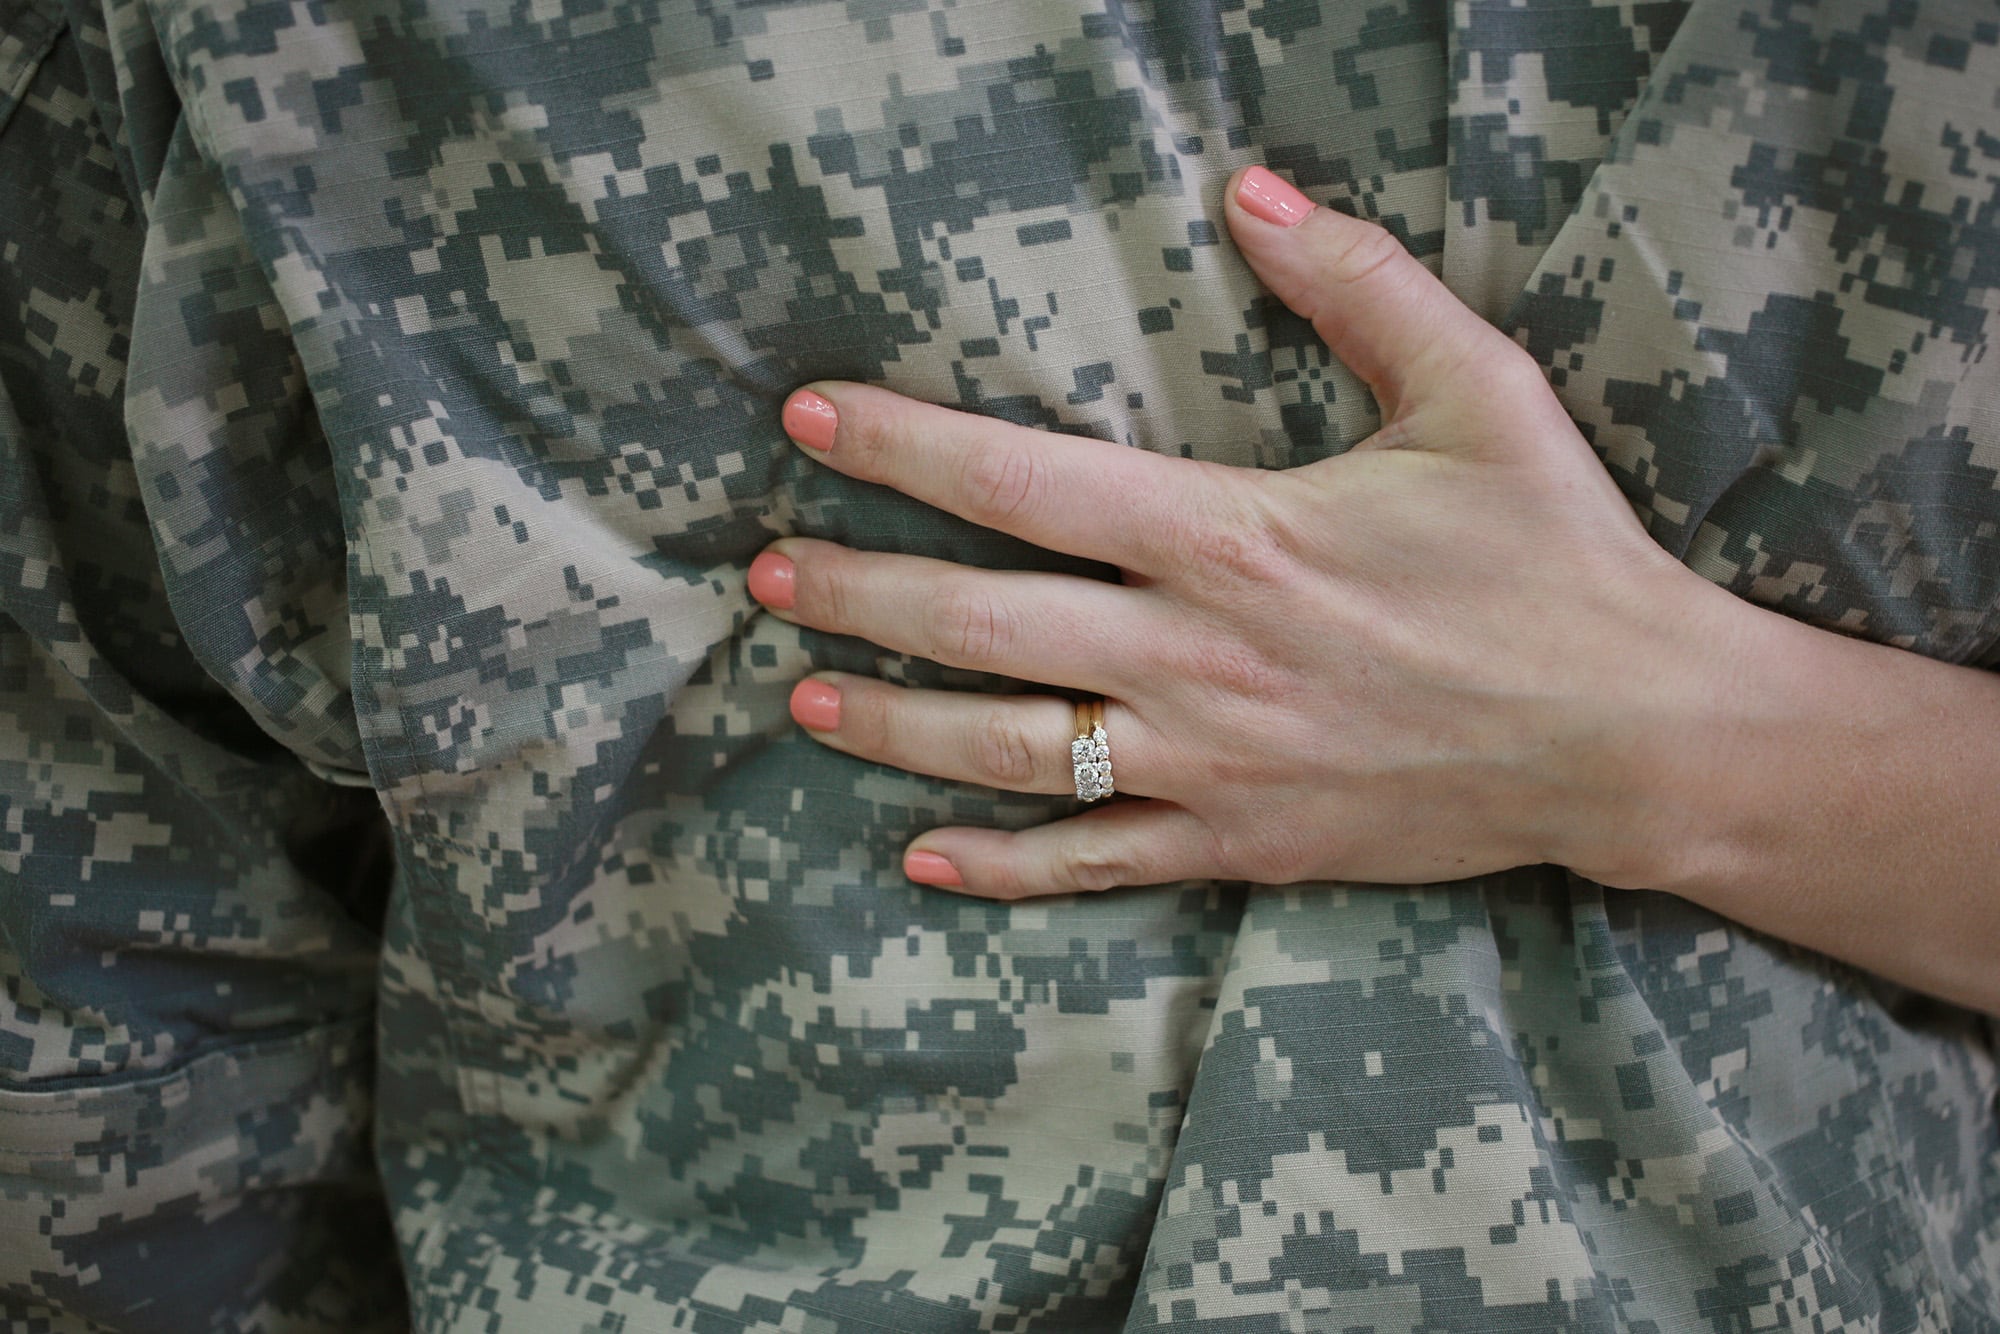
1071, 698, 1114, 802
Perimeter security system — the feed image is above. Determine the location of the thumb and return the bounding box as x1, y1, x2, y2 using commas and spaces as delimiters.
1224, 166, 1527, 417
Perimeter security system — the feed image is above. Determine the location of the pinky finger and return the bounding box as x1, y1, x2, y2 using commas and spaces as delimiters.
904, 800, 1221, 899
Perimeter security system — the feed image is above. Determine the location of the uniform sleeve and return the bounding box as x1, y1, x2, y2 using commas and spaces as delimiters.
0, 1, 403, 1325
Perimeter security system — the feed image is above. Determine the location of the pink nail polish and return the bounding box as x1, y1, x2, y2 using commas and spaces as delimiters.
1236, 166, 1313, 228
782, 388, 839, 452
790, 678, 841, 732
904, 850, 963, 888
747, 550, 796, 610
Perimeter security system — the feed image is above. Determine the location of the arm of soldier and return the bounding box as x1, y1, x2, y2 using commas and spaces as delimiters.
749, 166, 2000, 1016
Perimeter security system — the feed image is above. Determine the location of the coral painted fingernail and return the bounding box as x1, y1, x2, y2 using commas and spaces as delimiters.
747, 550, 796, 609
790, 678, 841, 732
1236, 166, 1313, 228
904, 850, 963, 888
782, 388, 839, 452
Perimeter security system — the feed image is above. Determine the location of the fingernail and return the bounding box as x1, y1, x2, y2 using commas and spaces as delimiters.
747, 550, 796, 610
904, 849, 963, 888
790, 678, 841, 732
782, 388, 839, 452
1236, 166, 1313, 228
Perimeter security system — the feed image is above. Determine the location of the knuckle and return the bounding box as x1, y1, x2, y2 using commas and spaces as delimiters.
1189, 523, 1294, 588
1200, 642, 1287, 703
1418, 318, 1545, 406
1212, 825, 1313, 885
1482, 342, 1554, 398
844, 680, 895, 750
1365, 414, 1419, 452
975, 860, 1035, 902
799, 551, 854, 627
1059, 842, 1135, 894
836, 396, 901, 478
1184, 476, 1302, 587
959, 445, 1044, 529
1258, 837, 1317, 885
968, 707, 1040, 787
1327, 221, 1411, 292
926, 582, 1013, 665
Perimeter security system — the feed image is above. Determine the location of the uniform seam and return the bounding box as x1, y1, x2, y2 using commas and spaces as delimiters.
0, 1012, 370, 1104
0, 0, 63, 139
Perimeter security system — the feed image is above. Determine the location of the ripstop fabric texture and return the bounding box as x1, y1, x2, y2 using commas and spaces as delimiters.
3, 0, 2000, 1328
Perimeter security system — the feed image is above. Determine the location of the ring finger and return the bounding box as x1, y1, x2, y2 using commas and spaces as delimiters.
789, 672, 1167, 799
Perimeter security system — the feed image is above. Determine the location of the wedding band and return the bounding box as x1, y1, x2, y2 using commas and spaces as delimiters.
1071, 698, 1114, 802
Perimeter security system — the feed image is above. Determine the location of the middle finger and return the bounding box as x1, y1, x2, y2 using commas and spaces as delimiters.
749, 538, 1149, 693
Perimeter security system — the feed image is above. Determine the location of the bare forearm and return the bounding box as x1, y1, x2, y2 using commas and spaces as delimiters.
1582, 575, 2000, 1013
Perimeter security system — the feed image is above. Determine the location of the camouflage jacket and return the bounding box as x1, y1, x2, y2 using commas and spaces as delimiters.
2, 0, 1998, 1327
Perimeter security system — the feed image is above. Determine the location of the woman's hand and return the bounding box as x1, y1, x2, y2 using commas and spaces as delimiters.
744, 163, 2000, 1015
746, 166, 1735, 897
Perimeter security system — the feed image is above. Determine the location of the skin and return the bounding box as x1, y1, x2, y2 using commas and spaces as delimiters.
746, 165, 2000, 1017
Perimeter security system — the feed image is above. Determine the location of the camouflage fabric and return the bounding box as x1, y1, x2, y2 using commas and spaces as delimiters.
2, 0, 1998, 1325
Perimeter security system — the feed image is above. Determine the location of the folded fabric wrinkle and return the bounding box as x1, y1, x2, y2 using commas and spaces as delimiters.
2, 0, 1996, 1328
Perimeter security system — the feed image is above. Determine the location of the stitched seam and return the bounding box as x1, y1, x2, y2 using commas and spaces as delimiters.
0, 0, 63, 139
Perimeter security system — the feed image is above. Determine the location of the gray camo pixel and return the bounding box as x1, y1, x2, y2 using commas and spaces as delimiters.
1, 0, 1997, 1328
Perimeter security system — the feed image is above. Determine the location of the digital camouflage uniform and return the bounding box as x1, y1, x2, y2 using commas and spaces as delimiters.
2, 0, 1998, 1325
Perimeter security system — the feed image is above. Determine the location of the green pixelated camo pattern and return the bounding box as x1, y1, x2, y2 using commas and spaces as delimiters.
1, 0, 1997, 1328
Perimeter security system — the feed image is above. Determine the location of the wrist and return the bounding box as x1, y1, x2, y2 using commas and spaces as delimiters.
1541, 566, 1786, 896
1522, 537, 2000, 1013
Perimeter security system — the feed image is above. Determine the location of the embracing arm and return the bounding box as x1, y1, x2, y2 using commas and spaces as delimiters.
1579, 573, 2000, 1014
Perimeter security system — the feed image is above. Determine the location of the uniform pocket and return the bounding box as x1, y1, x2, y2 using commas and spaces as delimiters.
0, 1018, 406, 1332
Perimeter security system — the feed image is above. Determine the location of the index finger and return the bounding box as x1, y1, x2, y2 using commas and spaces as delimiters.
780, 382, 1241, 575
